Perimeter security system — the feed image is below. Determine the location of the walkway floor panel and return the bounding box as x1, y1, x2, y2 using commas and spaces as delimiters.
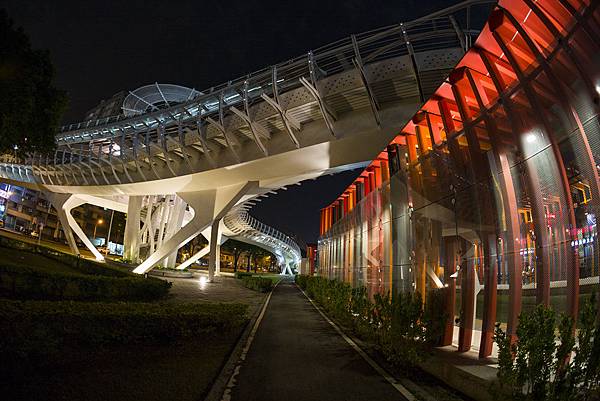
229, 280, 405, 401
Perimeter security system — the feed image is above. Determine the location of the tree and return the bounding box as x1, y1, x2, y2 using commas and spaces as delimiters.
250, 247, 270, 273
0, 10, 67, 156
221, 239, 275, 272
221, 239, 252, 272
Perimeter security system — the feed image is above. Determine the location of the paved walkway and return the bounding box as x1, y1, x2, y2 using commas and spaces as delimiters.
229, 279, 405, 401
165, 275, 266, 310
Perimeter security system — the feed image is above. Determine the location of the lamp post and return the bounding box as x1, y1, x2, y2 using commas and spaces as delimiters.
105, 210, 114, 255
93, 218, 103, 242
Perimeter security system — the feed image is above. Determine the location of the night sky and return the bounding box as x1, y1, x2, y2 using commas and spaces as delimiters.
1, 0, 453, 243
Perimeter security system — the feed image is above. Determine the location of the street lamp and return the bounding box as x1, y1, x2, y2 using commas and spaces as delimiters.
93, 218, 103, 241
105, 210, 114, 255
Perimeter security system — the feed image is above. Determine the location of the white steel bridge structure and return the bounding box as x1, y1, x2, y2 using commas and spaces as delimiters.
0, 0, 493, 279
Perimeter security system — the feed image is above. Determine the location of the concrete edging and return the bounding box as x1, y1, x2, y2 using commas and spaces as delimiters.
148, 269, 194, 278
418, 350, 499, 401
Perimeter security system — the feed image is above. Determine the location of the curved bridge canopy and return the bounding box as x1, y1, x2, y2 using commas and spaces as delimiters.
0, 0, 493, 275
122, 83, 202, 117
224, 206, 301, 272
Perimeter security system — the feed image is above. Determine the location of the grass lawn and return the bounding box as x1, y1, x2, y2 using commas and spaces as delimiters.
254, 273, 283, 285
0, 245, 81, 274
4, 336, 239, 401
0, 244, 250, 401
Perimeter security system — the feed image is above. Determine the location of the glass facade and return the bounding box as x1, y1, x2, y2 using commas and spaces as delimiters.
318, 0, 600, 358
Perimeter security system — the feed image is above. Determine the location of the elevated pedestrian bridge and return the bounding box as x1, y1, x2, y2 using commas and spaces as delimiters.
0, 0, 493, 277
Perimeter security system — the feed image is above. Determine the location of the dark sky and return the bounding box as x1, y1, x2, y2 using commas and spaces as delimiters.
251, 169, 364, 245
1, 0, 454, 243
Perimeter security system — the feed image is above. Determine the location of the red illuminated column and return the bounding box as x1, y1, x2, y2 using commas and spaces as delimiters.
451, 68, 500, 355
477, 48, 523, 342
442, 237, 457, 346
490, 10, 580, 319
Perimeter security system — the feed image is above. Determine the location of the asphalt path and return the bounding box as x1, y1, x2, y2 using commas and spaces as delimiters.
229, 279, 406, 401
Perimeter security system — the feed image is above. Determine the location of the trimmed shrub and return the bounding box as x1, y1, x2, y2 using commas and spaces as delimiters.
241, 276, 273, 292
0, 264, 171, 301
494, 296, 600, 400
235, 272, 253, 279
0, 300, 248, 370
294, 274, 446, 367
295, 274, 308, 290
422, 287, 449, 345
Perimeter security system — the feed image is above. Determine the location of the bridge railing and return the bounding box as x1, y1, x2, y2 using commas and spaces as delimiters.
55, 0, 495, 145
224, 207, 301, 264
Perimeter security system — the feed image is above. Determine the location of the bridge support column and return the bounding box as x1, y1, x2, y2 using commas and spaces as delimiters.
124, 195, 143, 263
46, 192, 105, 261
46, 193, 79, 256
133, 181, 258, 275
280, 263, 293, 275
164, 196, 187, 268
176, 225, 228, 273
177, 245, 210, 270
207, 220, 225, 281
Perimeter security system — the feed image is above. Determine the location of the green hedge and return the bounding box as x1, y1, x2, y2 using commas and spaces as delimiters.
295, 274, 446, 367
0, 299, 248, 369
295, 274, 308, 289
0, 264, 171, 301
241, 276, 273, 292
235, 272, 253, 279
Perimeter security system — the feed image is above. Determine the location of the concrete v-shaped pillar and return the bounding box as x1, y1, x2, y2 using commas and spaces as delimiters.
281, 264, 293, 275
138, 196, 156, 251
175, 225, 228, 271
164, 196, 187, 268
133, 181, 258, 275
45, 192, 105, 261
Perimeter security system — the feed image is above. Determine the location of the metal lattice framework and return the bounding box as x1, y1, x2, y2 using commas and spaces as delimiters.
224, 207, 301, 268
0, 0, 494, 188
122, 83, 201, 117
0, 1, 496, 273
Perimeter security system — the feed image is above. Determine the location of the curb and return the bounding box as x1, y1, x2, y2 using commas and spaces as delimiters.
203, 280, 280, 401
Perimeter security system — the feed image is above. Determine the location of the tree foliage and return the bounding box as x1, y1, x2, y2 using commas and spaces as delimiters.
0, 10, 67, 156
221, 239, 273, 272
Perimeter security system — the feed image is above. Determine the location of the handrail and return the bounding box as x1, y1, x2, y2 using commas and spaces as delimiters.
224, 206, 301, 265
57, 0, 495, 141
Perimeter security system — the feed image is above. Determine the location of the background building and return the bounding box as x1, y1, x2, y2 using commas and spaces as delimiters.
83, 91, 126, 121
318, 0, 600, 359
0, 183, 125, 252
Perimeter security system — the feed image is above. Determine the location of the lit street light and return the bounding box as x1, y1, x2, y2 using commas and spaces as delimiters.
93, 218, 103, 241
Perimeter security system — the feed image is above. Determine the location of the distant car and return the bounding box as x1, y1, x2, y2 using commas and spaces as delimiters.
30, 231, 39, 238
